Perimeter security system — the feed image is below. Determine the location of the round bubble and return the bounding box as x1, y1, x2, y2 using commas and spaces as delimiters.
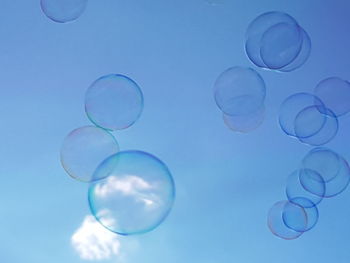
267, 200, 305, 240
260, 22, 303, 70
85, 74, 144, 131
245, 11, 300, 68
60, 126, 119, 182
223, 104, 265, 133
295, 106, 338, 146
279, 93, 325, 137
314, 77, 350, 117
40, 0, 88, 23
214, 67, 266, 116
286, 169, 324, 207
279, 27, 311, 72
88, 150, 175, 235
301, 147, 340, 182
283, 197, 319, 232
301, 149, 350, 198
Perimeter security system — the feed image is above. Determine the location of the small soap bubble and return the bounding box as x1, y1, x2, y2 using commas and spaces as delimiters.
214, 67, 266, 116
40, 0, 88, 23
85, 74, 144, 131
60, 126, 119, 182
88, 150, 175, 235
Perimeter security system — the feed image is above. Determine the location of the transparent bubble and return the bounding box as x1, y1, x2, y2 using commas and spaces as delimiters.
279, 93, 325, 137
223, 104, 265, 133
245, 11, 300, 68
40, 0, 88, 23
260, 22, 303, 70
279, 27, 311, 72
88, 151, 175, 235
301, 148, 350, 198
294, 106, 338, 146
85, 74, 144, 131
283, 197, 319, 232
60, 126, 119, 182
314, 77, 350, 117
286, 169, 324, 207
267, 200, 305, 240
214, 67, 266, 116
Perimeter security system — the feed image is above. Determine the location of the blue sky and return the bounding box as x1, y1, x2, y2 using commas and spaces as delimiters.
1, 0, 350, 262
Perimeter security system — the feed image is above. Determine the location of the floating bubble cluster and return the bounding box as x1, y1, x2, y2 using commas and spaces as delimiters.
88, 151, 175, 235
41, 0, 88, 23
214, 67, 266, 133
268, 148, 350, 240
61, 74, 175, 236
245, 11, 311, 72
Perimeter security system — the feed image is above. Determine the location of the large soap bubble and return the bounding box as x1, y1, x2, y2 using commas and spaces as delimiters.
314, 77, 350, 117
279, 93, 325, 137
214, 67, 266, 116
60, 126, 119, 182
267, 200, 305, 240
283, 197, 319, 232
85, 74, 144, 131
40, 0, 88, 23
222, 104, 265, 133
88, 150, 175, 235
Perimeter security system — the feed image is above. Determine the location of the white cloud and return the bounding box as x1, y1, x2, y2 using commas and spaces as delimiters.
71, 215, 121, 261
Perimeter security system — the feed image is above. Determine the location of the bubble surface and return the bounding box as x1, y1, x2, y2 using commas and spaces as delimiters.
40, 0, 88, 23
260, 22, 303, 69
314, 77, 350, 117
88, 151, 175, 235
223, 104, 265, 133
60, 126, 119, 182
267, 200, 305, 240
283, 197, 319, 232
214, 67, 266, 116
245, 11, 299, 68
85, 74, 144, 131
279, 93, 325, 137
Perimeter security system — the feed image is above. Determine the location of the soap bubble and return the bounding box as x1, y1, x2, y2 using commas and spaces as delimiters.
85, 74, 144, 131
267, 200, 305, 240
260, 22, 303, 69
279, 93, 325, 137
314, 77, 350, 117
88, 150, 175, 235
301, 148, 350, 198
245, 11, 300, 68
223, 104, 265, 133
279, 27, 311, 72
294, 105, 338, 146
283, 197, 319, 232
60, 126, 119, 182
214, 67, 266, 116
286, 169, 324, 207
40, 0, 88, 23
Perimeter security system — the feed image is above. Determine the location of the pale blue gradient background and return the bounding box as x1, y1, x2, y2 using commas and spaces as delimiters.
1, 0, 350, 262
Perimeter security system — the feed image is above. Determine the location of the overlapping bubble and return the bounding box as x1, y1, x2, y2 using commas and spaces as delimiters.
88, 150, 176, 235
214, 67, 266, 133
268, 147, 350, 239
85, 74, 144, 131
41, 0, 88, 23
245, 11, 311, 72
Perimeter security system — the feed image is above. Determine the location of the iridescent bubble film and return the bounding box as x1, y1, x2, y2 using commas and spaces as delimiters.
88, 150, 175, 235
60, 126, 119, 182
85, 74, 144, 131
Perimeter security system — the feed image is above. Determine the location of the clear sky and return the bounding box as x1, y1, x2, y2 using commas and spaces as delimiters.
1, 0, 350, 262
